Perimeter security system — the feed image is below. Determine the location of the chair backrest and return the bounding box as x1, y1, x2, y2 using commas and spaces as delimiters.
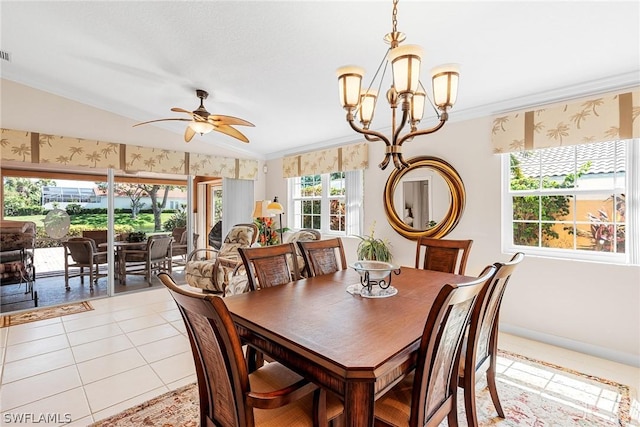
415, 237, 473, 275
297, 238, 347, 277
157, 272, 254, 427
238, 243, 300, 291
172, 227, 186, 243
219, 223, 259, 259
409, 265, 496, 426
147, 235, 173, 260
285, 229, 321, 277
82, 230, 108, 246
64, 237, 96, 264
465, 252, 524, 375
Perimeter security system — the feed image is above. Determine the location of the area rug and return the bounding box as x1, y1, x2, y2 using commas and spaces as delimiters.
91, 350, 634, 427
0, 301, 93, 327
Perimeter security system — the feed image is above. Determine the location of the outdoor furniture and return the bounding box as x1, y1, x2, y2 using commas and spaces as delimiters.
120, 234, 172, 285
224, 267, 482, 426
157, 272, 344, 427
63, 237, 108, 291
171, 230, 199, 268
415, 237, 473, 275
185, 223, 257, 293
459, 252, 524, 427
297, 237, 347, 277
0, 220, 37, 306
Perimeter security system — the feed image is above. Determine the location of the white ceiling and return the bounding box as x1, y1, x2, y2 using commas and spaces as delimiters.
1, 1, 639, 160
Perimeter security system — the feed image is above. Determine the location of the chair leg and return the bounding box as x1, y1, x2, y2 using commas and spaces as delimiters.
463, 370, 479, 427
65, 267, 70, 291
487, 357, 504, 418
80, 267, 85, 284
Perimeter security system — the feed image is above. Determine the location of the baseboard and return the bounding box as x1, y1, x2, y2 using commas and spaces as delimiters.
500, 323, 640, 368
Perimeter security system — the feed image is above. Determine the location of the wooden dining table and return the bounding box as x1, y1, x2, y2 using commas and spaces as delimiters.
224, 266, 475, 427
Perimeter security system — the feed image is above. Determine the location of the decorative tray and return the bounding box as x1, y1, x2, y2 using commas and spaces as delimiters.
346, 283, 398, 298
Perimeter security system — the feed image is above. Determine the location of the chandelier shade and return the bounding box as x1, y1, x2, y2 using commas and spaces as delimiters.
389, 44, 423, 95
336, 0, 460, 170
337, 66, 365, 110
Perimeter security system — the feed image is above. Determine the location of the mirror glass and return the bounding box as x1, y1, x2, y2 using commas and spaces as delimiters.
384, 156, 465, 240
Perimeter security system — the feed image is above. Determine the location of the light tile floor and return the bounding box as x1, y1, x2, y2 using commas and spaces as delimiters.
0, 286, 638, 426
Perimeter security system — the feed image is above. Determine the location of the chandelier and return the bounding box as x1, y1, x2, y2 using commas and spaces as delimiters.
336, 0, 460, 170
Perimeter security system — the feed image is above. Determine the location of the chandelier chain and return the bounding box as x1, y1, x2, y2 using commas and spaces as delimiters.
392, 0, 398, 33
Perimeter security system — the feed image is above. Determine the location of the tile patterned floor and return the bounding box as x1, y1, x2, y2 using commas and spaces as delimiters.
0, 285, 638, 426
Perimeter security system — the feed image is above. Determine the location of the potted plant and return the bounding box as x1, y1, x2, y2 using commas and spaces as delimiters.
355, 222, 392, 262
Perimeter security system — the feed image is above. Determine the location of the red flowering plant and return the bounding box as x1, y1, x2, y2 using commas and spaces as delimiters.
254, 217, 280, 246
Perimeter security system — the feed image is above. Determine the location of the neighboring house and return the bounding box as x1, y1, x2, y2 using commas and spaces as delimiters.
41, 185, 188, 211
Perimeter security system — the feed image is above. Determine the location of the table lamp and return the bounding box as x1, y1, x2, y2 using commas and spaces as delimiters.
267, 196, 285, 244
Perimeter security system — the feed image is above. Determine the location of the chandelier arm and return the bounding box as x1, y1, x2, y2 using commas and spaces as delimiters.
364, 134, 383, 142
347, 116, 391, 146
397, 117, 447, 146
379, 155, 392, 170
393, 104, 411, 144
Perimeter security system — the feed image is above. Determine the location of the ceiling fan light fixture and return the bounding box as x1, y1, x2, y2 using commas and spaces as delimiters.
188, 120, 215, 135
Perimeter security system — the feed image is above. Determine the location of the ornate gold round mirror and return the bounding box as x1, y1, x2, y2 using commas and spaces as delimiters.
384, 156, 465, 240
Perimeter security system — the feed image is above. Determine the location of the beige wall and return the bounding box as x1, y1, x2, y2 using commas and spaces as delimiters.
265, 116, 640, 367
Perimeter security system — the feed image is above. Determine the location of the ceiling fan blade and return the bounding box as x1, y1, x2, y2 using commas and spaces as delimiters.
213, 124, 250, 143
208, 115, 255, 127
170, 107, 194, 115
133, 118, 192, 127
184, 126, 196, 143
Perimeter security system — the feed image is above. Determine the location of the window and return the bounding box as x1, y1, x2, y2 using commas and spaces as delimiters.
288, 170, 362, 235
502, 139, 637, 264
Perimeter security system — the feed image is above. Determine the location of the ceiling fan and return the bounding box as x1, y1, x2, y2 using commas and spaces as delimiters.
133, 89, 254, 143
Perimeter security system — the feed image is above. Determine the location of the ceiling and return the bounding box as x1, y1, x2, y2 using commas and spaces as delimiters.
1, 1, 638, 161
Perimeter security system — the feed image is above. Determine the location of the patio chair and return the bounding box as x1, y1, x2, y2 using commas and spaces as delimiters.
120, 234, 172, 285
185, 223, 257, 293
171, 230, 199, 268
63, 237, 108, 291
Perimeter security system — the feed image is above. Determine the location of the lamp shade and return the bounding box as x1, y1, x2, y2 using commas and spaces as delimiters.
431, 64, 460, 109
253, 200, 268, 218
389, 44, 423, 95
410, 89, 426, 123
189, 120, 215, 134
358, 89, 378, 125
337, 66, 365, 110
267, 201, 284, 215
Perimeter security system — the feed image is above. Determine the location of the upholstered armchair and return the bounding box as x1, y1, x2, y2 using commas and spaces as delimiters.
185, 223, 257, 293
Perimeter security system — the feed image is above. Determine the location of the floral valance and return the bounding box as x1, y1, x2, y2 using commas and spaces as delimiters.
0, 128, 259, 180
491, 88, 639, 153
282, 142, 368, 178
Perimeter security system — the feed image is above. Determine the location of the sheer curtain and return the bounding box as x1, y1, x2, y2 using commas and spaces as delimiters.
345, 169, 364, 237
221, 178, 254, 239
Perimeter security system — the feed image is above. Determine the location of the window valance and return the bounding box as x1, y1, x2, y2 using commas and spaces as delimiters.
491, 88, 639, 153
282, 142, 368, 178
0, 128, 259, 180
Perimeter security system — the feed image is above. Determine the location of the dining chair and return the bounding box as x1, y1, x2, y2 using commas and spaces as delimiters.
373, 264, 497, 427
121, 234, 172, 285
238, 243, 301, 291
185, 223, 258, 293
297, 238, 347, 277
414, 237, 473, 275
459, 252, 525, 427
284, 228, 322, 278
157, 272, 343, 427
63, 237, 108, 291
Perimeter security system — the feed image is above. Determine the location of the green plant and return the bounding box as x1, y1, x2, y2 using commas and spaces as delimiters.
355, 222, 392, 262
126, 231, 147, 243
163, 207, 187, 232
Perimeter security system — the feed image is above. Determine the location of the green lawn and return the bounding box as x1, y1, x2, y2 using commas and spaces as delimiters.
7, 213, 174, 232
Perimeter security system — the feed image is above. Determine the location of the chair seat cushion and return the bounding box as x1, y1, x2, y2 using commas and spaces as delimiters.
251, 362, 343, 426
374, 371, 414, 426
